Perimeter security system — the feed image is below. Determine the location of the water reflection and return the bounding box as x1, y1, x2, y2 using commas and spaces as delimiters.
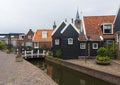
27, 59, 115, 85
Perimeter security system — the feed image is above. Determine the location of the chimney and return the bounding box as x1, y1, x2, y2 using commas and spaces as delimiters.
53, 21, 57, 30
65, 18, 67, 22
71, 18, 73, 23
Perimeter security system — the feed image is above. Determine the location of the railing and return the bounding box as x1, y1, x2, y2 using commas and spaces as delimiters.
17, 50, 46, 59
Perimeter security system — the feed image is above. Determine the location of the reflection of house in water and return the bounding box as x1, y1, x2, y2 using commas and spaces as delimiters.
47, 64, 53, 77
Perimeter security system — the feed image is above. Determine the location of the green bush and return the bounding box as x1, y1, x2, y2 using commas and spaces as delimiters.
96, 47, 111, 64
96, 56, 110, 61
48, 51, 53, 56
0, 40, 7, 50
97, 47, 107, 57
56, 49, 62, 58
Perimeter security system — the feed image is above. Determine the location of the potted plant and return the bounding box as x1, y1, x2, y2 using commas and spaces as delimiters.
96, 47, 110, 65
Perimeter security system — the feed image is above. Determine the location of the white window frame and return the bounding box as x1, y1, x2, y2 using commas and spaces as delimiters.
103, 23, 113, 34
34, 42, 39, 48
55, 39, 59, 45
92, 43, 98, 49
42, 31, 47, 38
68, 38, 73, 45
80, 43, 86, 49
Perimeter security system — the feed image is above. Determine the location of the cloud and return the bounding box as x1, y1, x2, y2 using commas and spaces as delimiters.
0, 0, 120, 33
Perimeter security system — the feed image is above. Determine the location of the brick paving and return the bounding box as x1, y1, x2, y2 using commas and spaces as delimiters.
65, 59, 120, 77
0, 51, 57, 85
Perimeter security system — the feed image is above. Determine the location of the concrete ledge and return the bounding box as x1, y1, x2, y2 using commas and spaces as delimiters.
46, 57, 120, 85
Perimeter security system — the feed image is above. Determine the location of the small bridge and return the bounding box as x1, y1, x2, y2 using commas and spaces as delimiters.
17, 50, 46, 59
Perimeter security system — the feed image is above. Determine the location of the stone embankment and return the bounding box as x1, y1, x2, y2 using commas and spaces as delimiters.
0, 51, 57, 85
46, 57, 120, 85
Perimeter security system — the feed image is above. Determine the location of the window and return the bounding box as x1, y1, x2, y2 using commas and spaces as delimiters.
42, 31, 47, 38
68, 38, 73, 45
34, 42, 39, 48
107, 40, 114, 45
26, 42, 32, 46
80, 43, 86, 49
55, 39, 59, 45
28, 35, 32, 39
92, 43, 98, 49
103, 23, 113, 34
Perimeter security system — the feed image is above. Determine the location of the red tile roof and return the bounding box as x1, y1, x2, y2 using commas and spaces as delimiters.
33, 29, 53, 41
83, 15, 115, 41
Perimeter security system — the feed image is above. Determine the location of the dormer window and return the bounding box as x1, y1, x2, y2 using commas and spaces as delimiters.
42, 31, 47, 38
103, 23, 113, 34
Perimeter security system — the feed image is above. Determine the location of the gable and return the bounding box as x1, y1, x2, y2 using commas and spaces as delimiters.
61, 23, 79, 34
83, 16, 115, 41
114, 8, 120, 33
24, 29, 34, 41
52, 21, 66, 37
61, 23, 79, 36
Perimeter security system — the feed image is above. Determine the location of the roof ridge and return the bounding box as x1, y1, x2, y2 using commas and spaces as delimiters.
84, 15, 115, 17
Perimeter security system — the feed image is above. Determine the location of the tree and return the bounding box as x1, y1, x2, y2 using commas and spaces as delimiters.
0, 40, 6, 50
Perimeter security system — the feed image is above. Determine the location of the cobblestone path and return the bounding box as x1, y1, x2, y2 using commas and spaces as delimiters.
0, 51, 57, 85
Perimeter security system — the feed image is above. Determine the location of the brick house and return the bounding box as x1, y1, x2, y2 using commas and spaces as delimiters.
33, 29, 53, 50
79, 15, 115, 58
22, 29, 34, 48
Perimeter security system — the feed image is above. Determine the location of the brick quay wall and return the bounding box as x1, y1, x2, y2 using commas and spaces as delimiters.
46, 56, 120, 85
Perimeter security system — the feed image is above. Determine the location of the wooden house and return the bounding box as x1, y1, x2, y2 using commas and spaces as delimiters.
22, 29, 34, 48
52, 21, 67, 57
114, 7, 120, 59
61, 23, 79, 59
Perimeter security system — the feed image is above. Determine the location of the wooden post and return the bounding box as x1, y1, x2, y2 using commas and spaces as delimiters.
16, 49, 23, 62
37, 49, 39, 58
31, 50, 33, 58
25, 50, 26, 59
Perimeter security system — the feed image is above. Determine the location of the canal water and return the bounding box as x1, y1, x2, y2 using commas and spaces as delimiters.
27, 59, 115, 85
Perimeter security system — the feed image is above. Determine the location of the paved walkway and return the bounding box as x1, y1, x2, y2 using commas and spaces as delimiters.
0, 51, 57, 85
65, 59, 120, 77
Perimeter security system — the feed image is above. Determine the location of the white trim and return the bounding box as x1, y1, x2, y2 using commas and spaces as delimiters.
61, 23, 79, 34
82, 16, 86, 35
103, 23, 113, 34
51, 21, 67, 36
55, 39, 59, 45
100, 36, 104, 41
42, 31, 48, 38
80, 43, 86, 49
34, 42, 39, 48
113, 6, 120, 24
68, 38, 73, 45
92, 43, 98, 49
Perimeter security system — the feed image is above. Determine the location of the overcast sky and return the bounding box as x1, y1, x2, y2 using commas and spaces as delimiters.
0, 0, 120, 33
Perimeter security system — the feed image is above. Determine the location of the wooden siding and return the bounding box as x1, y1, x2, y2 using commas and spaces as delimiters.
52, 22, 66, 57
61, 24, 79, 59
